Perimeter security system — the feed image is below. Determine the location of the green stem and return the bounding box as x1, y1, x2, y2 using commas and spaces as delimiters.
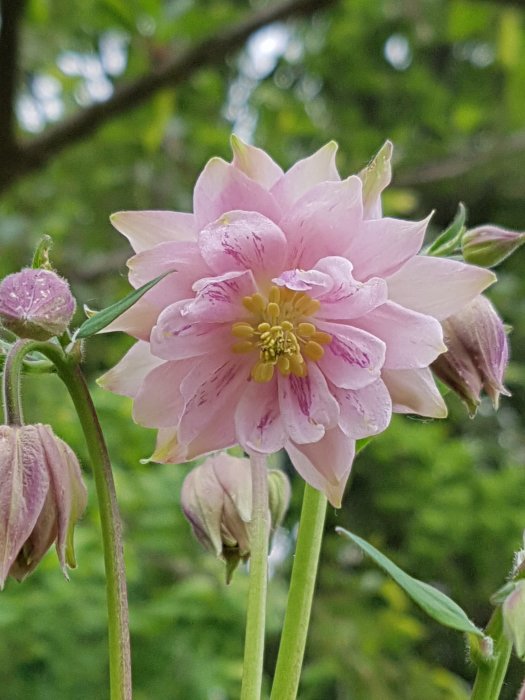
2, 339, 27, 424
270, 483, 328, 700
471, 607, 512, 700
2, 340, 132, 700
241, 452, 269, 700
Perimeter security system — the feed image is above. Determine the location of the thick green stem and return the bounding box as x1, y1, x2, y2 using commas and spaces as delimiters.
2, 340, 132, 700
270, 483, 328, 700
471, 607, 512, 700
241, 452, 269, 700
2, 339, 27, 424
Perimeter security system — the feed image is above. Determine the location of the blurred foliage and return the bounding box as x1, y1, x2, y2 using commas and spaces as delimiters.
1, 0, 525, 697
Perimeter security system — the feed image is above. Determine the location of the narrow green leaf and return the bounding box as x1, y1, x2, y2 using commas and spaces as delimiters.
31, 234, 53, 269
75, 270, 174, 339
336, 528, 483, 637
426, 203, 467, 256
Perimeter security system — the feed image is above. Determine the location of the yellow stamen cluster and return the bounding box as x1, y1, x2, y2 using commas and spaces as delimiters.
231, 285, 332, 383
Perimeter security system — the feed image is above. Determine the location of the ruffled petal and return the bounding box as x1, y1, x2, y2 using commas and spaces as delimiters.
97, 341, 163, 397
110, 211, 196, 253
346, 215, 430, 281
316, 320, 386, 389
285, 427, 355, 507
332, 379, 392, 439
352, 301, 446, 370
193, 157, 281, 230
132, 359, 194, 427
382, 367, 448, 418
231, 135, 283, 189
185, 269, 257, 323
198, 210, 287, 277
235, 377, 287, 454
386, 256, 497, 320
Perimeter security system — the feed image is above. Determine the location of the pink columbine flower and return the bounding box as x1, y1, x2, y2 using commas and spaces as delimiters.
100, 137, 495, 506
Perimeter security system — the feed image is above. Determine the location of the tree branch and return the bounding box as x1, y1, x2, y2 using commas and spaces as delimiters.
0, 0, 26, 149
0, 0, 336, 194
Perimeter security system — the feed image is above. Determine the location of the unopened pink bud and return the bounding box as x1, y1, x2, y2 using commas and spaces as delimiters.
0, 268, 76, 340
463, 225, 525, 268
432, 295, 509, 415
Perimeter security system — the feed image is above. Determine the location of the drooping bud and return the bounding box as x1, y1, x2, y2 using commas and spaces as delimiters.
462, 225, 525, 268
0, 268, 76, 340
431, 295, 509, 415
502, 580, 525, 660
0, 424, 87, 587
181, 453, 290, 582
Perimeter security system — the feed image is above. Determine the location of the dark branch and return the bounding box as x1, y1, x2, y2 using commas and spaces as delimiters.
0, 0, 26, 149
0, 0, 335, 194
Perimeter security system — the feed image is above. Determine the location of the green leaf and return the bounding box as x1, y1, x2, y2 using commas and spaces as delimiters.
75, 270, 174, 339
31, 234, 53, 269
426, 203, 467, 256
336, 528, 483, 636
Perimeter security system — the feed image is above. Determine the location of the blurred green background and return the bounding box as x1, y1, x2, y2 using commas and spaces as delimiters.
1, 0, 525, 697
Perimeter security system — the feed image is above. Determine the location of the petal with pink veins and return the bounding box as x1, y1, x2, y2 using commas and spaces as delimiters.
198, 210, 287, 277
285, 427, 355, 507
193, 158, 281, 230
346, 215, 430, 281
316, 320, 386, 389
278, 363, 339, 444
386, 256, 496, 320
185, 269, 257, 323
111, 211, 197, 252
235, 377, 287, 454
352, 301, 446, 370
132, 359, 194, 427
273, 268, 332, 295
382, 367, 448, 418
332, 378, 392, 439
97, 340, 163, 397
271, 141, 340, 212
231, 135, 283, 189
280, 177, 363, 268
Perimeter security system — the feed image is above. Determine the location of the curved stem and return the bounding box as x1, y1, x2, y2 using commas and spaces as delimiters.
2, 340, 132, 700
241, 453, 269, 700
270, 483, 327, 700
471, 607, 512, 700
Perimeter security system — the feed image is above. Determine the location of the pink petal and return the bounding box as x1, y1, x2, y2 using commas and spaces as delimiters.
101, 297, 160, 340
285, 427, 355, 507
271, 141, 340, 211
386, 256, 497, 320
332, 379, 392, 439
198, 210, 287, 277
235, 377, 287, 454
150, 300, 233, 360
231, 135, 283, 188
185, 269, 257, 323
316, 320, 386, 389
193, 157, 281, 230
352, 301, 446, 370
358, 140, 393, 219
382, 367, 448, 418
97, 341, 163, 397
111, 211, 197, 253
280, 177, 363, 268
346, 215, 430, 281
273, 267, 332, 295
278, 363, 339, 444
132, 359, 194, 427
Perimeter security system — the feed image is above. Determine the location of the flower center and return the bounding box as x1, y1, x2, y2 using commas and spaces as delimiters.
231, 285, 331, 383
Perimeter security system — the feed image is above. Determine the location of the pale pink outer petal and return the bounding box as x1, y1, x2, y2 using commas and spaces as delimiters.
184, 270, 257, 323
101, 297, 160, 340
386, 256, 497, 320
198, 210, 287, 277
278, 363, 339, 444
316, 320, 386, 389
271, 141, 340, 212
150, 300, 233, 360
332, 379, 392, 439
0, 426, 49, 587
358, 140, 393, 219
382, 367, 448, 418
132, 359, 194, 428
110, 211, 197, 253
193, 157, 282, 230
97, 341, 163, 397
231, 135, 283, 189
346, 215, 430, 281
352, 301, 446, 370
235, 377, 287, 454
279, 177, 363, 268
285, 427, 355, 508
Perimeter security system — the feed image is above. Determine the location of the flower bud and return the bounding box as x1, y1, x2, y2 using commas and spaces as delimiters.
181, 453, 290, 582
0, 268, 76, 340
462, 225, 525, 268
0, 424, 87, 587
432, 295, 509, 415
503, 580, 525, 659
